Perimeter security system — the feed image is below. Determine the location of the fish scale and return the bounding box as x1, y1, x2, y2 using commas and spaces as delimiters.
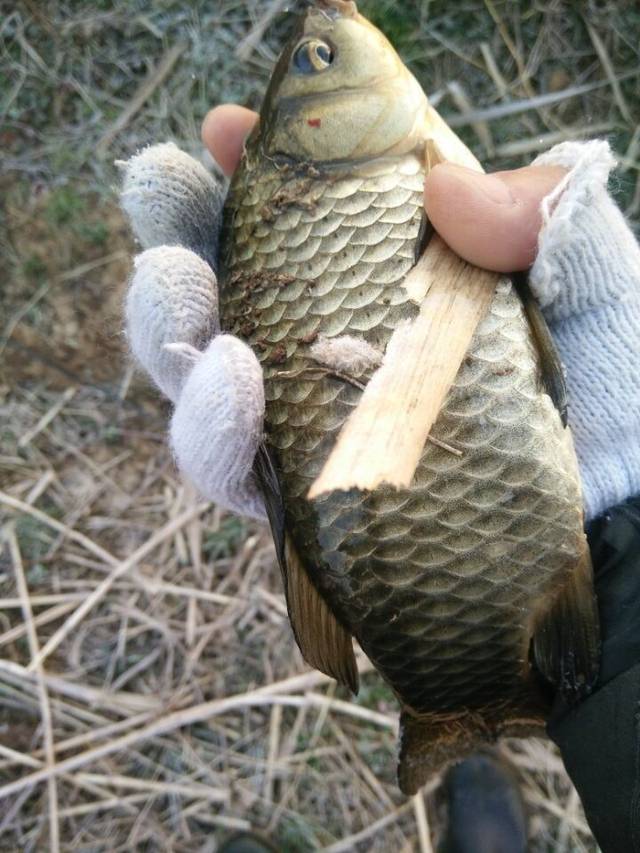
220, 149, 587, 717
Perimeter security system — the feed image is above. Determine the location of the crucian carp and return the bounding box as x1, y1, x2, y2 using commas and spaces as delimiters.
218, 0, 600, 794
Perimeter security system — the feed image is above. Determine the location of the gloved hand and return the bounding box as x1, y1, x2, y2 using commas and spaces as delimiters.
121, 106, 640, 527
120, 109, 266, 520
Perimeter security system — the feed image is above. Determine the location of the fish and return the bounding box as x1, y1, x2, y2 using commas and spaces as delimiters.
218, 0, 600, 794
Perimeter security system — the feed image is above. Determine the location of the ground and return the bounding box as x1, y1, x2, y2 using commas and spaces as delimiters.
1, 0, 639, 849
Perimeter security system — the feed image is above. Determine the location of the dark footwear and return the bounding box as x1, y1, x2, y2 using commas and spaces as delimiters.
438, 749, 528, 853
218, 831, 279, 853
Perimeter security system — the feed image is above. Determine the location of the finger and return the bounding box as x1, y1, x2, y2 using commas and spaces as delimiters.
202, 105, 259, 177
424, 164, 568, 273
120, 143, 224, 271
126, 247, 219, 403
171, 335, 266, 521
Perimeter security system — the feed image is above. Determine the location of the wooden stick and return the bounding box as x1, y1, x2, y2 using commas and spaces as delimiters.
309, 107, 499, 498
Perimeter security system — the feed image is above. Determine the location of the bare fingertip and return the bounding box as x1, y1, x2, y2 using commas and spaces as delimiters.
202, 105, 259, 176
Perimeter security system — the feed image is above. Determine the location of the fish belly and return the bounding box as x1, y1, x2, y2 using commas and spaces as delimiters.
220, 151, 587, 718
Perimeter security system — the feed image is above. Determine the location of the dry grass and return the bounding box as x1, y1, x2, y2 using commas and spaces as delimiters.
2, 0, 639, 849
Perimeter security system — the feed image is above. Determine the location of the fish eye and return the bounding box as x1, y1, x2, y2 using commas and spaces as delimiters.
293, 40, 334, 74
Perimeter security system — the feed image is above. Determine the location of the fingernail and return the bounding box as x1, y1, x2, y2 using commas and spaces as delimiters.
432, 164, 517, 206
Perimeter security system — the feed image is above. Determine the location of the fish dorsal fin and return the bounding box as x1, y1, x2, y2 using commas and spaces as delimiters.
253, 444, 359, 694
532, 543, 600, 702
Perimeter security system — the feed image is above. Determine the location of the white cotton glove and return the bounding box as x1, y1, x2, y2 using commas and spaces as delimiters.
120, 138, 639, 524
120, 143, 266, 520
529, 141, 640, 520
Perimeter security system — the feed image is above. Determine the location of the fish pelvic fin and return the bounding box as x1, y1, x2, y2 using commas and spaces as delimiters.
284, 534, 359, 694
253, 443, 358, 694
531, 543, 601, 703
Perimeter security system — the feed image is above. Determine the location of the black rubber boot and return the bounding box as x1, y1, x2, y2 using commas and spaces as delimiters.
438, 749, 528, 853
217, 832, 279, 853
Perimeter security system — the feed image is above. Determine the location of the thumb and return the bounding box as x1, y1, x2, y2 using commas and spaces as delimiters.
202, 105, 259, 177
424, 163, 567, 273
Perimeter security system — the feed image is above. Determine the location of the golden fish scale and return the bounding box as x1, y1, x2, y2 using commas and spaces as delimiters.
219, 151, 586, 716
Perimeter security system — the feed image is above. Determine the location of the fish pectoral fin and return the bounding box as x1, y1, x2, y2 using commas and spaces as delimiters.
512, 271, 568, 427
284, 534, 359, 695
531, 545, 600, 702
253, 443, 359, 694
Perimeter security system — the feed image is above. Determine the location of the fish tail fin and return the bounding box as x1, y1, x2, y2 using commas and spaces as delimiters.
398, 705, 547, 795
397, 710, 490, 795
532, 545, 600, 703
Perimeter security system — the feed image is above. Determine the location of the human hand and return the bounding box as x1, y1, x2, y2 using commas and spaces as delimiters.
120, 109, 267, 520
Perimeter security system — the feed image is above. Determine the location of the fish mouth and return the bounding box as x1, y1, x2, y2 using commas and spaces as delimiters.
313, 0, 358, 19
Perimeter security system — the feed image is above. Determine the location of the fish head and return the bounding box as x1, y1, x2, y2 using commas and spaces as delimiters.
255, 1, 429, 163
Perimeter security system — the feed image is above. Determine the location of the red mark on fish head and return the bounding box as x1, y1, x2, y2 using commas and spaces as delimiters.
307, 118, 322, 128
